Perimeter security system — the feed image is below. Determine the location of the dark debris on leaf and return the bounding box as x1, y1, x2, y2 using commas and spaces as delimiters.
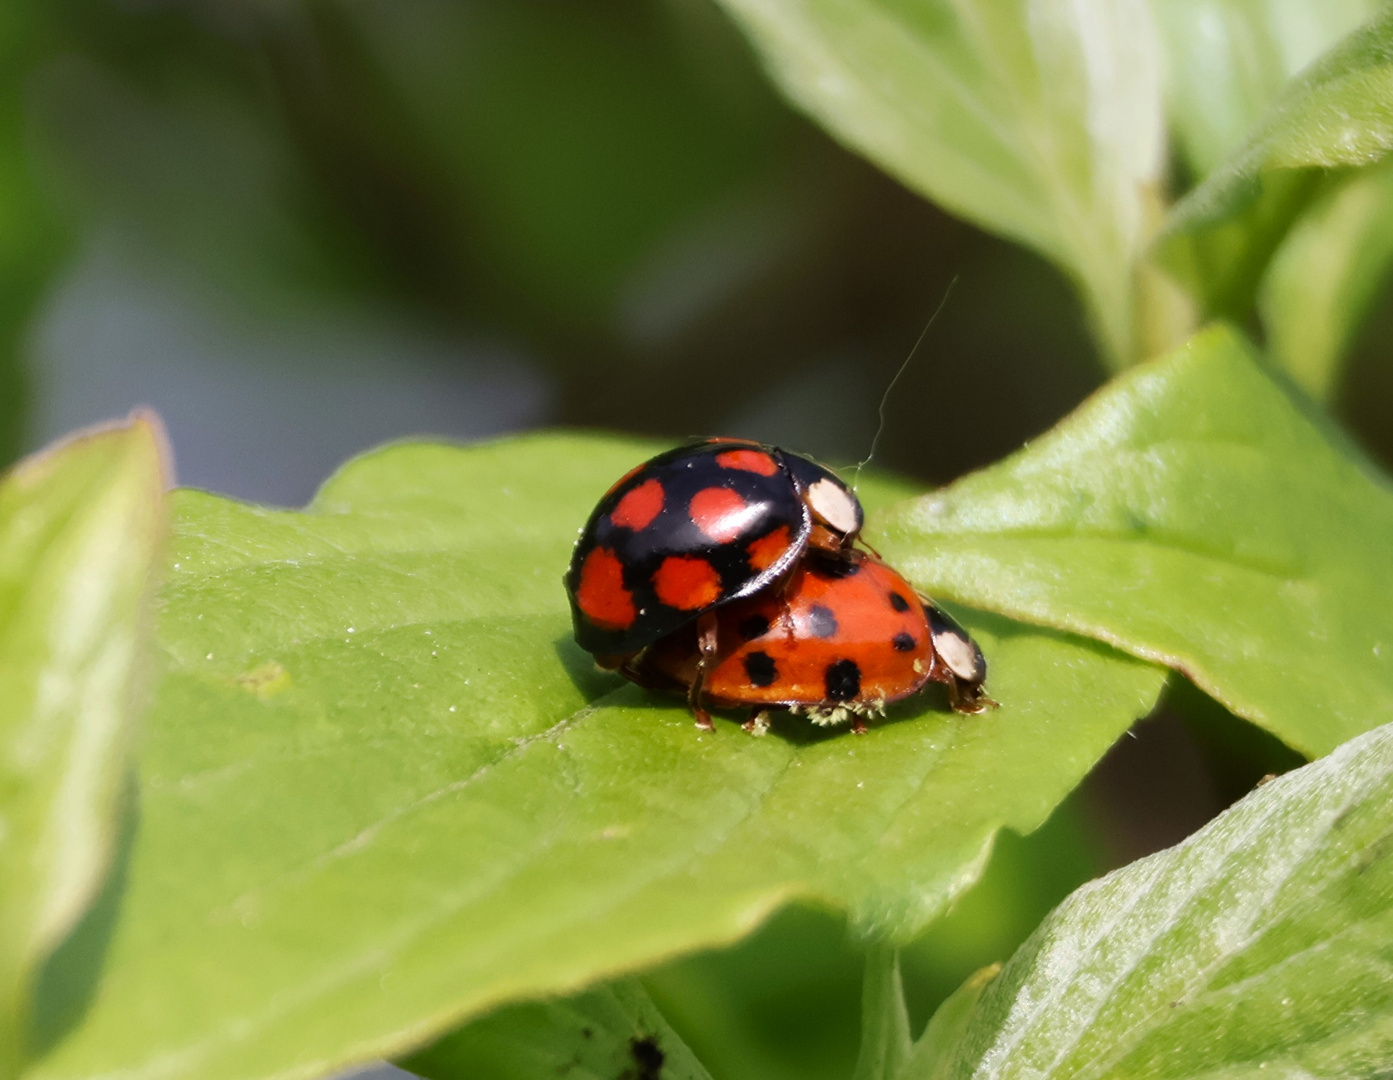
623, 1035, 664, 1080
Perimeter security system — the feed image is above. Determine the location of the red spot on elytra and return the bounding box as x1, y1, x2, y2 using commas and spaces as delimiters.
746, 525, 792, 572
690, 487, 753, 544
654, 556, 722, 610
610, 478, 664, 531
575, 548, 636, 630
716, 448, 778, 476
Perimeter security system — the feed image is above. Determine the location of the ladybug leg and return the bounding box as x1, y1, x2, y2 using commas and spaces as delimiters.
856, 537, 883, 561
850, 715, 869, 735
742, 709, 772, 736
775, 590, 796, 646
689, 613, 720, 731
946, 677, 996, 715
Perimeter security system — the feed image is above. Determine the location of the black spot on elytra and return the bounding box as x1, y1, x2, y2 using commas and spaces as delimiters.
892, 632, 916, 652
825, 659, 861, 701
888, 592, 910, 612
808, 604, 838, 638
629, 1036, 665, 1080
744, 651, 777, 687
738, 614, 771, 641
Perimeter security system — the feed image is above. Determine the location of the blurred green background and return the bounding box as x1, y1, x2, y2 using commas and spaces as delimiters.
0, 3, 1367, 1078
14, 1, 1393, 498
4, 0, 1113, 505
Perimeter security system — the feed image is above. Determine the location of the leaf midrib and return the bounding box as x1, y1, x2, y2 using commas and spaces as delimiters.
942, 0, 1117, 282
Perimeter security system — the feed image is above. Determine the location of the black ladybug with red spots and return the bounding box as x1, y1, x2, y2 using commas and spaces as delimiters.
566, 438, 862, 661
565, 438, 990, 733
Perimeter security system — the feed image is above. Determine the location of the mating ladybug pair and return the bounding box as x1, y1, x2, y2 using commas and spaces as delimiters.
565, 438, 990, 734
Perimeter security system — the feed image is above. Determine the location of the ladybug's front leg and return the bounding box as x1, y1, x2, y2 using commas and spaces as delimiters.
742, 709, 772, 736
688, 612, 720, 731
945, 676, 996, 715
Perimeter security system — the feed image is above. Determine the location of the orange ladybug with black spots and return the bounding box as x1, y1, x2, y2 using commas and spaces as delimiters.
565, 438, 864, 662
625, 550, 990, 733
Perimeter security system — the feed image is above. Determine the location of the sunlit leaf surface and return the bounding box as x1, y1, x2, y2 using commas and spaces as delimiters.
879, 324, 1393, 757
30, 435, 1163, 1080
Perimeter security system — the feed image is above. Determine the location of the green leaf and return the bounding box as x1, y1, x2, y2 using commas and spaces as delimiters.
1155, 0, 1379, 180
709, 0, 1165, 365
851, 947, 912, 1080
31, 434, 1164, 1080
1168, 7, 1393, 236
1154, 2, 1382, 327
923, 718, 1393, 1079
1260, 159, 1393, 399
0, 415, 167, 1077
405, 979, 713, 1080
642, 905, 865, 1080
899, 791, 1109, 1023
902, 964, 998, 1080
878, 323, 1393, 758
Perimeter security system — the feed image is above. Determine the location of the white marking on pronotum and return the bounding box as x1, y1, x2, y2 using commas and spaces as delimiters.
806, 477, 861, 535
851, 274, 960, 493
933, 626, 983, 682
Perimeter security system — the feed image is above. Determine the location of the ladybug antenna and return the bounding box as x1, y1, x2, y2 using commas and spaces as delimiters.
851, 275, 958, 491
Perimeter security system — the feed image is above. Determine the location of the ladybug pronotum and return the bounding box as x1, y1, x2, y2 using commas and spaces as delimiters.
565, 439, 989, 734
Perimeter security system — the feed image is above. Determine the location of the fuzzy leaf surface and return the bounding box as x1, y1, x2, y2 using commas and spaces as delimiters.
30, 434, 1164, 1080
1168, 7, 1393, 234
926, 719, 1393, 1078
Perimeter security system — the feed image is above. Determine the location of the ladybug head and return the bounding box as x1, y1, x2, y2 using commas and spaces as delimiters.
804, 477, 861, 546
779, 451, 864, 551
926, 606, 985, 683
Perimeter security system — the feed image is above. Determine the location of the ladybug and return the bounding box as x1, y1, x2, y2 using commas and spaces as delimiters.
566, 439, 863, 664
622, 549, 990, 733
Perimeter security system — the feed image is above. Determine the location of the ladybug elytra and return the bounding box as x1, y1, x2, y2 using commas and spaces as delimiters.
566, 439, 989, 734
624, 550, 988, 733
565, 438, 862, 661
